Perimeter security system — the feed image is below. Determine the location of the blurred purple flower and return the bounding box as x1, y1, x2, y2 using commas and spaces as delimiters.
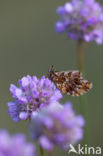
8, 75, 62, 122
0, 130, 35, 156
55, 0, 103, 44
29, 102, 85, 151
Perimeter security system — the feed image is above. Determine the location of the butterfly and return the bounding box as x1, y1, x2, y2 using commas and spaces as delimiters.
48, 66, 92, 96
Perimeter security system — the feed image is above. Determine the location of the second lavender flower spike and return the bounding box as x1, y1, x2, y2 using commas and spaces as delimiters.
55, 0, 103, 44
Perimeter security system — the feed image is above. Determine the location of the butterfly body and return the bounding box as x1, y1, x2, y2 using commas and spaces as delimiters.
48, 66, 92, 96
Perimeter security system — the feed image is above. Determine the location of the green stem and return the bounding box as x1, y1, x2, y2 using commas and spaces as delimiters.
48, 151, 53, 156
40, 145, 45, 156
77, 40, 89, 147
77, 39, 84, 73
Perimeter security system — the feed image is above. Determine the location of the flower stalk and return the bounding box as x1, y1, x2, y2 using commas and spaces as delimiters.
77, 40, 84, 73
48, 151, 53, 156
40, 145, 45, 156
77, 40, 89, 147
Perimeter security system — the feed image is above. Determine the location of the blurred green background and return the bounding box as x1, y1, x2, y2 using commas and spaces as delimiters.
0, 0, 103, 155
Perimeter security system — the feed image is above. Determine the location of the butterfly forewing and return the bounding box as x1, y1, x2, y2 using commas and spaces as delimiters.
48, 67, 92, 96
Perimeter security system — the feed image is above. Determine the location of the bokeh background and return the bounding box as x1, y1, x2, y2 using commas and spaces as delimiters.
0, 0, 103, 155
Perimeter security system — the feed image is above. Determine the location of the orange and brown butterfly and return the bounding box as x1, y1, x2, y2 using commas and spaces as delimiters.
48, 66, 92, 96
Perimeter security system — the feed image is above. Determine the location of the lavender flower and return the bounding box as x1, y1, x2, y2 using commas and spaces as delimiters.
0, 130, 35, 156
29, 102, 85, 151
8, 75, 62, 122
55, 0, 103, 44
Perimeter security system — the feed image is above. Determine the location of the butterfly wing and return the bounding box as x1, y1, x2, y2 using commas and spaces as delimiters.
52, 70, 92, 96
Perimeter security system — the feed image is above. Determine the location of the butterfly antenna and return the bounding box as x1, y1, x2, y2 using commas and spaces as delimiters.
50, 65, 54, 72
46, 65, 55, 78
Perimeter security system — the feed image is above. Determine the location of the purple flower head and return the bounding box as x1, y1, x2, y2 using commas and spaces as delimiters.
0, 130, 35, 156
8, 75, 62, 122
29, 102, 85, 151
55, 0, 103, 44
